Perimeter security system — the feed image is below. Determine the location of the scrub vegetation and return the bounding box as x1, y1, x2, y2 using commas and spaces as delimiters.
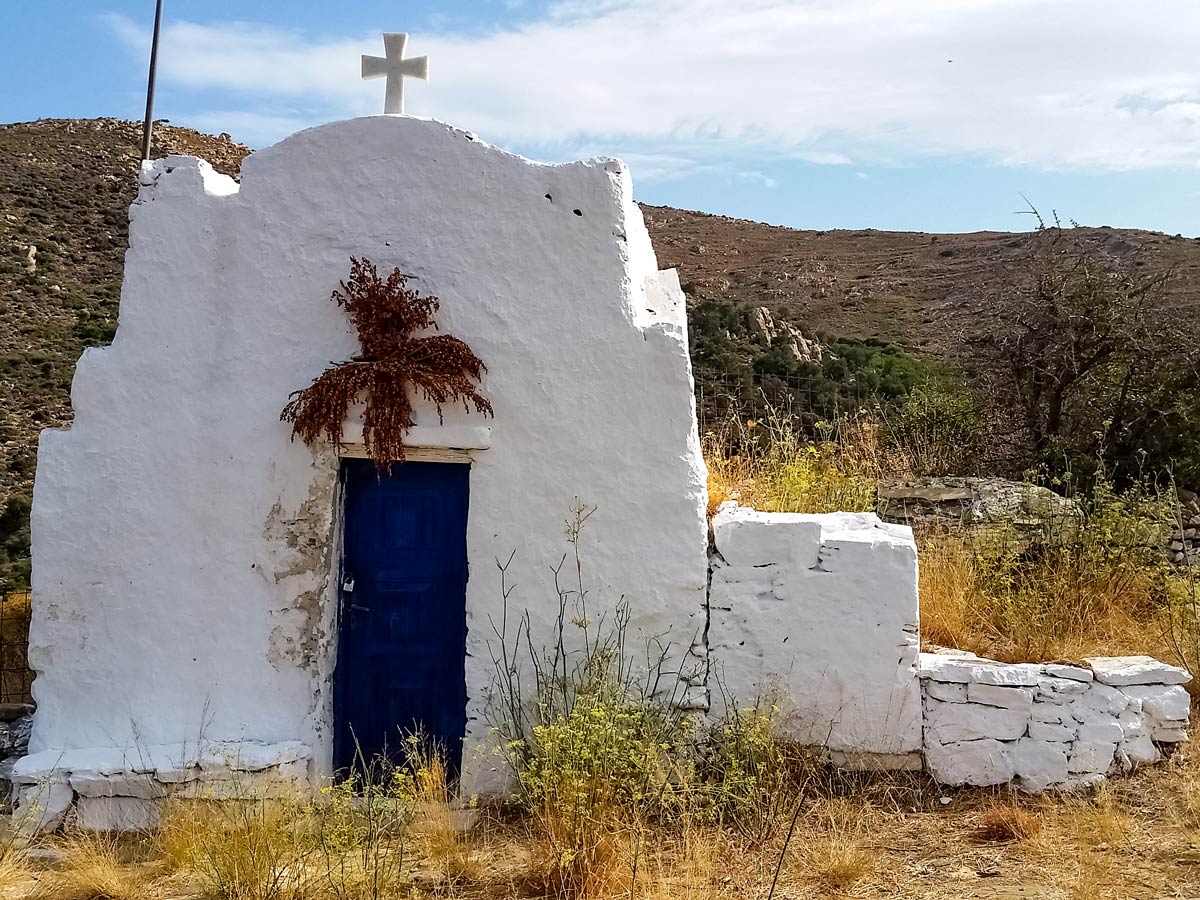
5, 644, 1200, 899
703, 403, 1200, 678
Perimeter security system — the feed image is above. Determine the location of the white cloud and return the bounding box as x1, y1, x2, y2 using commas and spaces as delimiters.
735, 171, 779, 189
105, 0, 1200, 174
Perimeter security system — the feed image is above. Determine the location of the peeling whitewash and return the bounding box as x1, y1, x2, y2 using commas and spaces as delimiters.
17, 115, 1192, 831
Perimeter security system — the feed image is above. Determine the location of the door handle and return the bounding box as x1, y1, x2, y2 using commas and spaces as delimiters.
350, 603, 370, 614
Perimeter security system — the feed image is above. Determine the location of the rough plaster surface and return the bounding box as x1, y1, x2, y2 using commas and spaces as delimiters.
708, 504, 922, 762
919, 652, 1191, 791
25, 116, 709, 794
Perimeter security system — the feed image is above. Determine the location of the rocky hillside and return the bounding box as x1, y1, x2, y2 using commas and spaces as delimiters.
644, 206, 1200, 361
0, 119, 249, 588
1, 118, 1199, 589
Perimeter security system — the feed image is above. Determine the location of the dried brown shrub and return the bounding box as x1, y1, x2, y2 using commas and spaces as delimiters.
282, 258, 492, 464
972, 801, 1042, 843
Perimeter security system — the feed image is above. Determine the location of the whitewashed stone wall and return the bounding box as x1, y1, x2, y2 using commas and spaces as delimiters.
11, 741, 310, 832
23, 115, 709, 805
709, 504, 923, 767
921, 652, 1191, 791
707, 504, 1191, 788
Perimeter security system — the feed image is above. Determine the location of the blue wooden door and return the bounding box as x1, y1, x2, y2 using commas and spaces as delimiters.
334, 459, 470, 776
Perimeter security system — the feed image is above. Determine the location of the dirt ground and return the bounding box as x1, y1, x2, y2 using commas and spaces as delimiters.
4, 740, 1200, 900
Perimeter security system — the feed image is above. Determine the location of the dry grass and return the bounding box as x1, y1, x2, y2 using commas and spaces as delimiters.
791, 799, 881, 891
157, 795, 316, 900
703, 412, 889, 517
0, 844, 34, 900
916, 526, 1172, 664
5, 748, 1200, 900
26, 834, 158, 900
404, 740, 478, 884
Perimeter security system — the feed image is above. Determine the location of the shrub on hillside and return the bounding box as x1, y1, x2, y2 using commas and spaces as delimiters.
983, 212, 1200, 489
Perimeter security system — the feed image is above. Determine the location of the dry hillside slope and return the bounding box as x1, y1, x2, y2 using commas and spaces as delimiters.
645, 205, 1200, 362
2, 118, 1198, 589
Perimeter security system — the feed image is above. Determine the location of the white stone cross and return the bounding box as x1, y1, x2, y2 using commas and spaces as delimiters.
362, 33, 429, 115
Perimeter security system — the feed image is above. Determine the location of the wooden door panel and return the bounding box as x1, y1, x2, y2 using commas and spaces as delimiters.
334, 460, 470, 775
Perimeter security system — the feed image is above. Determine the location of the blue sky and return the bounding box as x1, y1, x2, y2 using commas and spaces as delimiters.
3, 0, 1198, 235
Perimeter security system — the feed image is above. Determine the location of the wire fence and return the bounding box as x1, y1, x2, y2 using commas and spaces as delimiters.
0, 593, 33, 705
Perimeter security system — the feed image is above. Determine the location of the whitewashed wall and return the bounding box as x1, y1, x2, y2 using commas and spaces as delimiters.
920, 652, 1192, 790
708, 505, 923, 767
25, 116, 709, 793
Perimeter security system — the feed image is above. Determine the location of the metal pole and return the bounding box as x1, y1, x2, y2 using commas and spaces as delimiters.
140, 0, 165, 161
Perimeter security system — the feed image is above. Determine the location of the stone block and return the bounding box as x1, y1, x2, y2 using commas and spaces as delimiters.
925, 738, 1013, 787
967, 683, 1034, 712
1117, 734, 1159, 767
1028, 720, 1076, 742
1035, 678, 1090, 701
969, 663, 1042, 687
154, 766, 203, 784
69, 772, 168, 800
711, 509, 922, 757
14, 780, 73, 833
1070, 683, 1129, 718
1031, 702, 1072, 725
1117, 685, 1190, 723
75, 796, 161, 831
1117, 709, 1149, 739
1044, 664, 1093, 683
1012, 738, 1069, 792
1086, 656, 1191, 687
199, 740, 312, 773
711, 506, 822, 567
926, 681, 968, 703
918, 655, 979, 684
1076, 720, 1123, 744
1151, 724, 1188, 742
925, 698, 1029, 743
1068, 740, 1116, 774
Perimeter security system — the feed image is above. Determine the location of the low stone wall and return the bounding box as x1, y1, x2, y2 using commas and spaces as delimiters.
0, 703, 34, 811
709, 504, 923, 767
10, 740, 311, 831
879, 476, 1200, 565
920, 652, 1191, 791
1169, 490, 1200, 566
